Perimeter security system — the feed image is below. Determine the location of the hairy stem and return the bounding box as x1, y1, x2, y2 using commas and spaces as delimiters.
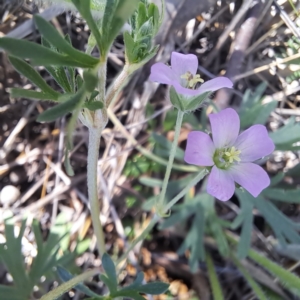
87, 127, 106, 256
106, 65, 130, 107
156, 110, 184, 216
98, 59, 107, 104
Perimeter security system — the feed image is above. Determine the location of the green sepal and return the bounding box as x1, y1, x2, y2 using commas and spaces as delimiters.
169, 87, 210, 112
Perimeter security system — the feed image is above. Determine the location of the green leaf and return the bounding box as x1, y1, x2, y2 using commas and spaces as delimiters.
41, 37, 73, 93
262, 188, 300, 203
0, 37, 98, 68
139, 176, 162, 187
10, 88, 59, 101
57, 266, 100, 297
8, 56, 60, 97
136, 282, 169, 295
209, 216, 230, 258
235, 190, 254, 259
133, 272, 144, 286
76, 74, 84, 90
37, 87, 86, 122
34, 15, 98, 66
269, 117, 300, 150
137, 2, 147, 29
64, 143, 75, 176
100, 0, 139, 55
101, 253, 118, 291
248, 249, 300, 296
177, 202, 205, 271
124, 31, 136, 63
159, 202, 197, 230
151, 132, 184, 161
113, 290, 146, 300
29, 216, 73, 285
0, 285, 25, 300
275, 244, 300, 261
206, 252, 224, 300
83, 70, 98, 92
231, 255, 268, 300
0, 220, 31, 296
71, 0, 102, 54
148, 3, 160, 34
248, 192, 300, 245
99, 274, 116, 293
64, 35, 76, 92
84, 101, 104, 111
40, 269, 100, 300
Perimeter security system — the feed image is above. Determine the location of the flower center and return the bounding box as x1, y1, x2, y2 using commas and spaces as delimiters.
213, 146, 241, 169
181, 72, 204, 89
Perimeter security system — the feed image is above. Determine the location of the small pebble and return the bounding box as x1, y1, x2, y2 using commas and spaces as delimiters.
0, 185, 20, 206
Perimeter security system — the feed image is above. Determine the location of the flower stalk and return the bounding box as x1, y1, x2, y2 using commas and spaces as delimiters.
156, 110, 184, 217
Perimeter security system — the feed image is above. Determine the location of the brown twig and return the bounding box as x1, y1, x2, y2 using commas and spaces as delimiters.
214, 0, 264, 109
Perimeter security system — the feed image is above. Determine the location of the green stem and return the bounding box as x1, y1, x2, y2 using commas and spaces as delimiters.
98, 59, 107, 104
156, 110, 184, 216
87, 127, 106, 257
164, 169, 207, 213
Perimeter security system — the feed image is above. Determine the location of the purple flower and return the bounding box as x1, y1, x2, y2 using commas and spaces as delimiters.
149, 52, 233, 96
184, 108, 275, 201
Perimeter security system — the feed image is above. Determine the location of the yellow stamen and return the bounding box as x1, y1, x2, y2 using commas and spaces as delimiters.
224, 146, 241, 163
181, 72, 204, 88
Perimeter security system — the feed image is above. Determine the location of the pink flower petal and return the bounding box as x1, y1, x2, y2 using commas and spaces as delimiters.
229, 163, 270, 197
184, 131, 215, 166
171, 52, 198, 80
197, 77, 233, 94
234, 125, 275, 162
149, 62, 176, 84
209, 108, 240, 149
207, 166, 235, 201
